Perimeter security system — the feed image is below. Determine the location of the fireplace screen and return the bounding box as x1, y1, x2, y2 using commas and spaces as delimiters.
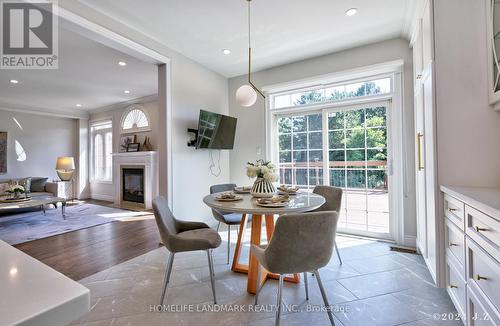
122, 168, 144, 203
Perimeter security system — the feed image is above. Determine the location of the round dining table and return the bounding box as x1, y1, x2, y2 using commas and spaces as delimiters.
203, 191, 325, 294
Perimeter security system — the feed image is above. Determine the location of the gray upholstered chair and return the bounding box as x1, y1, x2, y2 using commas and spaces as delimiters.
152, 196, 221, 305
313, 185, 343, 264
252, 211, 338, 326
210, 183, 251, 264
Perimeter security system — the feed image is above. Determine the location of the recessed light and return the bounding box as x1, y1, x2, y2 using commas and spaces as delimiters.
76, 104, 82, 107
10, 79, 19, 84
124, 90, 130, 94
118, 61, 127, 66
222, 49, 231, 55
345, 8, 358, 16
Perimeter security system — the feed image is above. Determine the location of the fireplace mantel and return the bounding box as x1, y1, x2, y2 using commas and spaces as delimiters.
112, 151, 158, 209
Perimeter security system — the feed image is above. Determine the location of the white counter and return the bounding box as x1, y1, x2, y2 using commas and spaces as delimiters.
440, 186, 500, 220
0, 240, 90, 326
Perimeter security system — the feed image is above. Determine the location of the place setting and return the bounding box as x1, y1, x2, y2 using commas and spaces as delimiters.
254, 194, 290, 208
213, 191, 243, 202
277, 184, 299, 195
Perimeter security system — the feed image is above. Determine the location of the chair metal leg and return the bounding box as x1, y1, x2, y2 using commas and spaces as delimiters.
227, 224, 231, 264
216, 221, 221, 232
254, 264, 262, 305
210, 250, 215, 277
275, 274, 284, 326
207, 249, 217, 304
304, 272, 309, 300
160, 252, 175, 305
314, 269, 335, 326
334, 241, 342, 265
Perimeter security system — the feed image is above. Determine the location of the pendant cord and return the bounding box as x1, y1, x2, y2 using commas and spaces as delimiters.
247, 0, 251, 81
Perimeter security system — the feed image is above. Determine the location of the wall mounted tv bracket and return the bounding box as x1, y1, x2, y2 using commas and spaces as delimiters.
187, 128, 198, 147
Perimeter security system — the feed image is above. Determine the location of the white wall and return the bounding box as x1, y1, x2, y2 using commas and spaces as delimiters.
434, 0, 500, 187
0, 109, 76, 181
228, 38, 417, 240
60, 1, 230, 222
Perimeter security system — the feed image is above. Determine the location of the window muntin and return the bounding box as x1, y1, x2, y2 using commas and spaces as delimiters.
91, 120, 113, 182
277, 113, 324, 189
121, 105, 150, 133
273, 77, 391, 109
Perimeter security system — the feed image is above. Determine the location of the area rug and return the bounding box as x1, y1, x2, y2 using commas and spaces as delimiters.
0, 203, 152, 245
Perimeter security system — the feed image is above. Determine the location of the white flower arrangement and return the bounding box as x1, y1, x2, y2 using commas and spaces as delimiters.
5, 184, 26, 194
246, 160, 278, 182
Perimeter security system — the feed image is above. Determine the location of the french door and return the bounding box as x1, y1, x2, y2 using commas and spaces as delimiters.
276, 100, 393, 240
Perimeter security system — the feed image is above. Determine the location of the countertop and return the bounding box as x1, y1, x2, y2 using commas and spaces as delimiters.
440, 185, 500, 220
0, 240, 90, 326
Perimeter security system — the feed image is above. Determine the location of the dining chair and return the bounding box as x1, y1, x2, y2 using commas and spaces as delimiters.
152, 196, 221, 305
252, 211, 338, 326
210, 183, 251, 264
313, 185, 343, 264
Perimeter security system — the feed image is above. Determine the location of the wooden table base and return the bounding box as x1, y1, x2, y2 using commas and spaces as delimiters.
231, 213, 299, 294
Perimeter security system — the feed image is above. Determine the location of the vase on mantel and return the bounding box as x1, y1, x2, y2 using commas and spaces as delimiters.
251, 177, 276, 198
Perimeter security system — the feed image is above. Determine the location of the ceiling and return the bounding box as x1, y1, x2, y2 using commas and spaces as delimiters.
80, 0, 415, 77
0, 28, 158, 116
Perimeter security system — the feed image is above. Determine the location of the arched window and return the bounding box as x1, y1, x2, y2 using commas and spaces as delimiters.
121, 104, 150, 134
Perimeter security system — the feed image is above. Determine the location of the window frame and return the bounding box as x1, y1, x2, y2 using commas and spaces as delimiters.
90, 119, 113, 184
265, 66, 406, 243
120, 104, 151, 134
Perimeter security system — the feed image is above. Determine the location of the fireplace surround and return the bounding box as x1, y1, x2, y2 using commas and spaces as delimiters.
112, 151, 158, 209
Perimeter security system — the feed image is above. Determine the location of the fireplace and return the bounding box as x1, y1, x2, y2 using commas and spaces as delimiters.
122, 168, 145, 204
113, 151, 158, 209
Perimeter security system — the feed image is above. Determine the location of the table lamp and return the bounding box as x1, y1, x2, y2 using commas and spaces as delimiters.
56, 157, 75, 181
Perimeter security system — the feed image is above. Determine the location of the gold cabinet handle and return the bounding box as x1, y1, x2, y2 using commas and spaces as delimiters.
475, 274, 488, 281
449, 242, 459, 247
449, 284, 458, 289
448, 208, 459, 212
475, 226, 489, 232
417, 132, 424, 171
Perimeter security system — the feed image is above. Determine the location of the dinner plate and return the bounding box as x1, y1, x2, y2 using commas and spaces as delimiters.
255, 200, 289, 208
215, 196, 242, 202
277, 190, 298, 196
233, 187, 251, 194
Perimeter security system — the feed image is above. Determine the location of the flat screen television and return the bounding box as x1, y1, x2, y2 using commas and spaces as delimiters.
196, 110, 237, 149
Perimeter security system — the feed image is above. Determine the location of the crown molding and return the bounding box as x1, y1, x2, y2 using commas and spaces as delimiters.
87, 94, 158, 114
0, 100, 89, 119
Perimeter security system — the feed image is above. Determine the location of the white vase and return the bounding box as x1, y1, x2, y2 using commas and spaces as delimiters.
251, 177, 276, 198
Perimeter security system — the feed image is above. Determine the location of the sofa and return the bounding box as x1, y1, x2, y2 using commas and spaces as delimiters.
0, 177, 57, 199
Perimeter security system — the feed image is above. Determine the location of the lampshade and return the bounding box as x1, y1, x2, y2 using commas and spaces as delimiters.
236, 84, 258, 107
56, 156, 75, 170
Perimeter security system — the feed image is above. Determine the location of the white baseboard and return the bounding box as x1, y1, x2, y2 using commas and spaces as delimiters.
403, 235, 417, 248
90, 193, 114, 202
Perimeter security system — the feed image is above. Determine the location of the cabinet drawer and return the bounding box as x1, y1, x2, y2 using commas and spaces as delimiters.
446, 218, 466, 267
466, 206, 500, 262
466, 238, 500, 312
446, 254, 466, 318
445, 194, 465, 230
467, 281, 500, 326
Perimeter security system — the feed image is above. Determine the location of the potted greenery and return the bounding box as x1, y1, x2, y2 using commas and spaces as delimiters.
5, 184, 26, 200
246, 159, 278, 198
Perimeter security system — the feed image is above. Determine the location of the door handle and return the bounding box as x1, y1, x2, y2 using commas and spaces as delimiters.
417, 132, 424, 171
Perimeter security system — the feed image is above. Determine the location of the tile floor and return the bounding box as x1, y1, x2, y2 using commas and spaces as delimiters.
72, 231, 462, 326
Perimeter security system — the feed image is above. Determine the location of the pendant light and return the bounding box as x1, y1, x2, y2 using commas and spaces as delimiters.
235, 0, 265, 107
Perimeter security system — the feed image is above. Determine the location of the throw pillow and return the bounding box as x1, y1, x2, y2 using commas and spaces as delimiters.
0, 181, 10, 195
18, 177, 32, 193
31, 177, 48, 192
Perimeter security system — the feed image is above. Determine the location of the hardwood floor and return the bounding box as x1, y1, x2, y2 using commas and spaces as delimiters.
14, 200, 162, 281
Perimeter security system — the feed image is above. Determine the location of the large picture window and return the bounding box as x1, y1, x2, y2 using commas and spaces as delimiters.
270, 74, 393, 239
91, 120, 113, 182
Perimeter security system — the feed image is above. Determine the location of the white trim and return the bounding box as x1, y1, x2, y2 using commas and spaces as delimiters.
404, 235, 417, 248
262, 60, 404, 94
90, 193, 114, 202
88, 94, 158, 114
